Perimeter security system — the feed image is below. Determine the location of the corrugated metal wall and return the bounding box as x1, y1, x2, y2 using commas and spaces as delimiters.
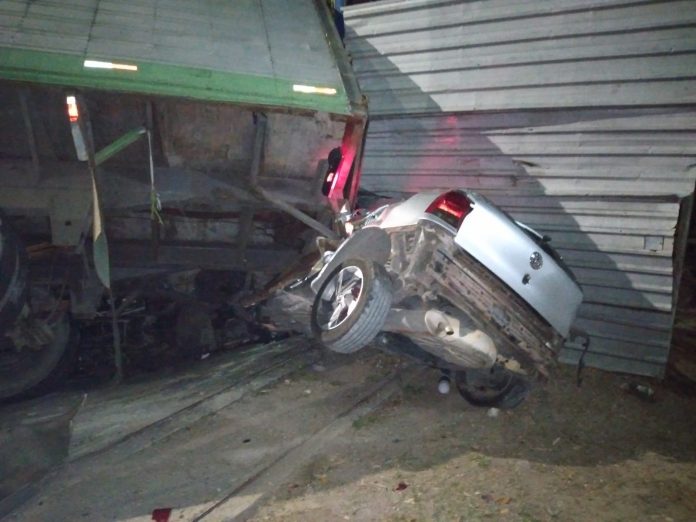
344, 0, 696, 376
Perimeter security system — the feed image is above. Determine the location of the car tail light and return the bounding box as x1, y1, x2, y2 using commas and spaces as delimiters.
425, 191, 473, 229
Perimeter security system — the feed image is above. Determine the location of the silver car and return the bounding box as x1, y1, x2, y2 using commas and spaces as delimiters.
303, 189, 583, 408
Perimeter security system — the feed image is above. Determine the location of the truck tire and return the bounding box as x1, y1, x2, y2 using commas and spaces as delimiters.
0, 314, 74, 401
311, 258, 392, 354
0, 213, 28, 333
0, 215, 74, 401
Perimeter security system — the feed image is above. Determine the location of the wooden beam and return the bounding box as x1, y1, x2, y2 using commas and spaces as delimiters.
110, 240, 298, 273
17, 89, 40, 181
237, 113, 267, 250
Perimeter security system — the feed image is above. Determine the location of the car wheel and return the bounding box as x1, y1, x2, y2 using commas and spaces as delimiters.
455, 364, 530, 409
311, 258, 392, 354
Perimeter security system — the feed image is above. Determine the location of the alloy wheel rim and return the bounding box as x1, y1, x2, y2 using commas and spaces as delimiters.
318, 266, 364, 331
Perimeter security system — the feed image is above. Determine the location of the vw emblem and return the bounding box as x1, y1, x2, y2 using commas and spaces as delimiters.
529, 251, 543, 270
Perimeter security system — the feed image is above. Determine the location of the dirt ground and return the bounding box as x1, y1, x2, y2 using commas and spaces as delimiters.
4, 342, 696, 522
254, 363, 696, 522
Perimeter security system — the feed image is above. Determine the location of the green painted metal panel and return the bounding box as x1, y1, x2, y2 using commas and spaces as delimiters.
0, 47, 352, 115
94, 127, 146, 166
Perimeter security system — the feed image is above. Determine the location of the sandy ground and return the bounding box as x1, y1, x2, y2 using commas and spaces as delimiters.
4, 342, 696, 522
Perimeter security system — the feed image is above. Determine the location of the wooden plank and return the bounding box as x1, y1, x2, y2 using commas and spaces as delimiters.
367, 108, 696, 133
361, 173, 695, 197
575, 317, 671, 347
69, 340, 316, 460
345, 0, 681, 29
559, 345, 666, 377
505, 212, 676, 235
581, 284, 672, 311
565, 334, 671, 361
353, 28, 696, 75
364, 132, 696, 156
577, 302, 673, 330
347, 2, 696, 55
365, 81, 696, 113
359, 56, 696, 95
572, 267, 673, 294
110, 241, 298, 273
189, 367, 422, 521
556, 249, 674, 274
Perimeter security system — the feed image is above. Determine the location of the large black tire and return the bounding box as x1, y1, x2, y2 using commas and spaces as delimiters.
0, 312, 76, 402
0, 212, 28, 333
455, 365, 530, 410
311, 258, 392, 354
0, 214, 75, 401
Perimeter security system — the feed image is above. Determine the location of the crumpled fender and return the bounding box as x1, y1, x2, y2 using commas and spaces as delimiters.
310, 227, 391, 294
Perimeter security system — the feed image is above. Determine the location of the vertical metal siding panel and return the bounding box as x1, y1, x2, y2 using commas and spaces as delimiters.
345, 0, 696, 376
345, 0, 696, 111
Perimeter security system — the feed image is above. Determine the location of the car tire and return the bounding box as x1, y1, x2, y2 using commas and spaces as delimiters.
311, 258, 392, 354
455, 365, 530, 410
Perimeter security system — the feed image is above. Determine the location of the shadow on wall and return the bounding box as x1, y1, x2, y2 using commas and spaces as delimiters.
346, 25, 685, 377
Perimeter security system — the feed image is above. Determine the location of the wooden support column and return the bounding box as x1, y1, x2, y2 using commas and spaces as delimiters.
237, 113, 267, 254
18, 89, 40, 182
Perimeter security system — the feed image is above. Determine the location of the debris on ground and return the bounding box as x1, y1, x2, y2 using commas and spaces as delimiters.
621, 381, 657, 402
151, 507, 171, 522
37, 268, 282, 392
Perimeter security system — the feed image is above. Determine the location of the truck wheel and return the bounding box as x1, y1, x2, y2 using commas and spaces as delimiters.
455, 365, 530, 410
0, 215, 75, 401
0, 213, 28, 333
0, 314, 74, 401
311, 258, 391, 354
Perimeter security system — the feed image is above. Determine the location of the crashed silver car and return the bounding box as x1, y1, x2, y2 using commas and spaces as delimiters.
262, 189, 583, 408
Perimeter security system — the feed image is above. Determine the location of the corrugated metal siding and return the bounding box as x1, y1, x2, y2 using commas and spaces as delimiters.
344, 0, 696, 376
346, 0, 696, 113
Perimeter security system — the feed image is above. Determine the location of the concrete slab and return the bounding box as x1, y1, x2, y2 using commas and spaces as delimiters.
0, 337, 319, 518
3, 345, 408, 521
68, 339, 316, 460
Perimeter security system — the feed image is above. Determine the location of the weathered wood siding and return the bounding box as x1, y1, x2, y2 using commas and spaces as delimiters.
344, 0, 696, 376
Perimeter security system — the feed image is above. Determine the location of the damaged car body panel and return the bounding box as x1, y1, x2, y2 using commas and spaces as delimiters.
373, 190, 583, 338
261, 189, 584, 408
